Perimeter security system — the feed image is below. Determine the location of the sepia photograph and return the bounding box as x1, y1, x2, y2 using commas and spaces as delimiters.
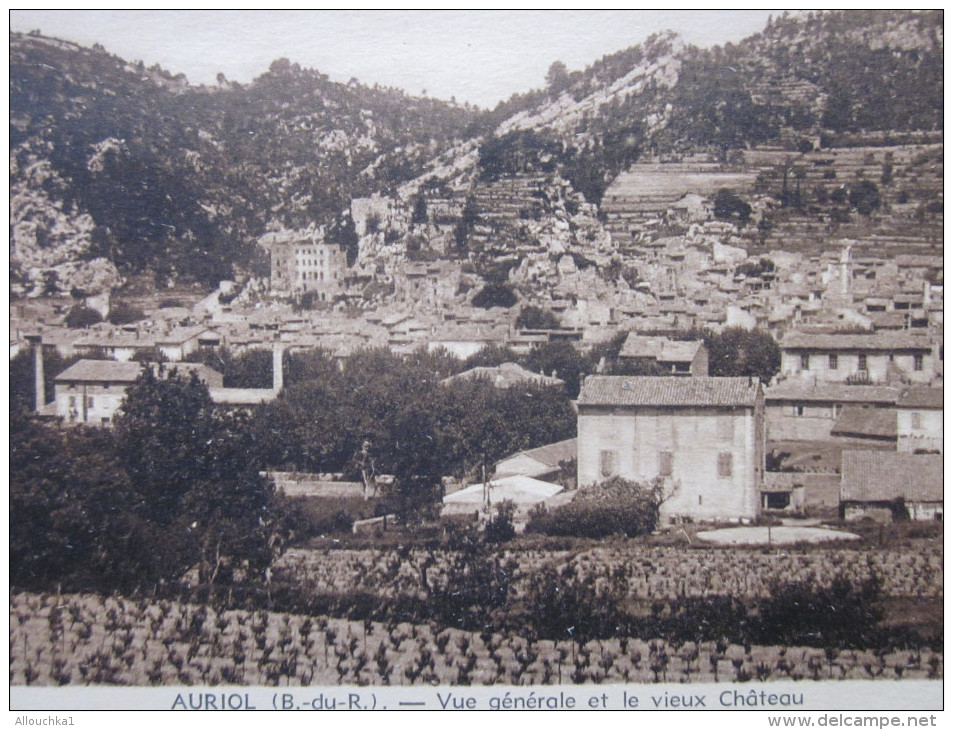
8, 9, 943, 716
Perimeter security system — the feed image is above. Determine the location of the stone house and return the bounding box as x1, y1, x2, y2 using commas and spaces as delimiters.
74, 330, 156, 362
261, 228, 348, 301
156, 327, 222, 362
618, 333, 709, 376
52, 360, 224, 426
764, 383, 900, 441
576, 376, 765, 524
778, 331, 936, 385
896, 387, 943, 453
840, 451, 942, 522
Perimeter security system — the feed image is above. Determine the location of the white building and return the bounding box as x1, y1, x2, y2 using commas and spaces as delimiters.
577, 376, 765, 524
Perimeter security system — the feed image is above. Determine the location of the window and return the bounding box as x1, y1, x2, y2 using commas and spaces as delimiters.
911, 412, 922, 429
829, 354, 838, 370
795, 405, 804, 417
800, 353, 810, 370
717, 451, 733, 478
69, 396, 76, 408
858, 354, 867, 371
658, 451, 673, 477
717, 415, 734, 440
914, 354, 924, 371
599, 450, 617, 478
86, 396, 94, 408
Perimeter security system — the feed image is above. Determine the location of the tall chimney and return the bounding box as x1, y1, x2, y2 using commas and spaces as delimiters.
273, 344, 284, 393
839, 243, 852, 295
33, 339, 45, 412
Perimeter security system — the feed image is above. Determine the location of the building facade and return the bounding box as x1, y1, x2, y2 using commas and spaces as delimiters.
618, 334, 709, 376
52, 360, 225, 425
841, 451, 942, 522
764, 382, 900, 441
896, 387, 943, 453
261, 228, 348, 301
577, 376, 765, 524
779, 331, 935, 385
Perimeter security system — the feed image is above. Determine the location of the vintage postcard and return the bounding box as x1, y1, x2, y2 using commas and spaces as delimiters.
8, 9, 943, 722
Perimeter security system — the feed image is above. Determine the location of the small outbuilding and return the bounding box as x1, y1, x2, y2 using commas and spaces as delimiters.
840, 450, 942, 522
441, 475, 563, 523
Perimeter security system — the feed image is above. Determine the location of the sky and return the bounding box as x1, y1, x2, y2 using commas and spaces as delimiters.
9, 10, 785, 109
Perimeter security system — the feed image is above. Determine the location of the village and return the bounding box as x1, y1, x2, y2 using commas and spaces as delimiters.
12, 145, 943, 530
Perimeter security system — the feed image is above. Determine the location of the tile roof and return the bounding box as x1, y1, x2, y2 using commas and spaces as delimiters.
155, 326, 219, 345
894, 254, 942, 268
578, 376, 760, 408
55, 359, 144, 383
75, 331, 157, 348
897, 387, 944, 409
780, 331, 933, 351
443, 475, 563, 505
501, 438, 577, 470
442, 362, 564, 389
765, 382, 900, 405
831, 407, 897, 439
619, 334, 703, 362
841, 451, 942, 502
867, 312, 906, 330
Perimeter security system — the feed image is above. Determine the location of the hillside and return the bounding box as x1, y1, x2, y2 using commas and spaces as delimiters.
10, 31, 477, 294
9, 10, 943, 298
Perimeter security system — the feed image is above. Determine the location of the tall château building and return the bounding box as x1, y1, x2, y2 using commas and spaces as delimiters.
260, 226, 348, 301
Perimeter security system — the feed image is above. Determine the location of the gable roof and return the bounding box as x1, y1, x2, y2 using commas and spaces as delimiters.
442, 362, 564, 389
55, 359, 144, 383
897, 387, 944, 410
497, 438, 577, 474
841, 451, 942, 502
578, 376, 760, 408
155, 326, 219, 345
831, 407, 897, 440
442, 475, 563, 505
765, 382, 900, 405
779, 331, 932, 352
619, 334, 704, 363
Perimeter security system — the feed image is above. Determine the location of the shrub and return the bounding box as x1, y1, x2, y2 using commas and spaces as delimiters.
471, 283, 517, 309
515, 305, 560, 330
526, 476, 665, 539
107, 301, 146, 325
754, 574, 884, 649
484, 500, 516, 543
65, 305, 103, 329
511, 563, 631, 642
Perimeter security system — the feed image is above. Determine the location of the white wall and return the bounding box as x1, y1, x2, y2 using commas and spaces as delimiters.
578, 405, 761, 522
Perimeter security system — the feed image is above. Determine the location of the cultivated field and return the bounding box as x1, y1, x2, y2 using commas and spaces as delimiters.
10, 538, 942, 687
274, 542, 942, 603
9, 592, 942, 686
